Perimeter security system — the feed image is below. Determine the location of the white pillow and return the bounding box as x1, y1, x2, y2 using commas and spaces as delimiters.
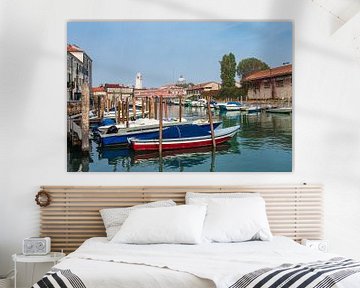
111, 205, 207, 244
186, 192, 259, 204
100, 200, 176, 240
202, 197, 272, 243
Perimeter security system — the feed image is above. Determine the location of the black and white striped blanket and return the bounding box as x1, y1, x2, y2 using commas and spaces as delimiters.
32, 258, 360, 288
32, 268, 86, 288
229, 257, 360, 288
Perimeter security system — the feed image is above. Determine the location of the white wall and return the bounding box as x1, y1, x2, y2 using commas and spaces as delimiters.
1, 0, 360, 286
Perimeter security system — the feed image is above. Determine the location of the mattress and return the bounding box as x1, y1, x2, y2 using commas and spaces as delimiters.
35, 236, 360, 288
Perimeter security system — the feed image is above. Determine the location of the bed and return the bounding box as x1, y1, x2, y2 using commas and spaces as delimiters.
33, 185, 360, 288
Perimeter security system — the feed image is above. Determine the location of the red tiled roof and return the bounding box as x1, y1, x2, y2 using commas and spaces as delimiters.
104, 83, 128, 89
92, 86, 105, 92
242, 64, 292, 82
188, 82, 219, 90
67, 44, 82, 52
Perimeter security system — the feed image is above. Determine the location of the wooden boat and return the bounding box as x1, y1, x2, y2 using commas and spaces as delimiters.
129, 124, 240, 151
99, 120, 222, 146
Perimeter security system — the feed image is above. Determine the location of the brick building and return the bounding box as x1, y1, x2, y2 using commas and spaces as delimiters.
242, 64, 292, 100
186, 82, 221, 98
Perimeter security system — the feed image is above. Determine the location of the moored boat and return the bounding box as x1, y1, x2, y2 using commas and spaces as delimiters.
99, 119, 222, 146
209, 101, 217, 109
129, 124, 240, 151
218, 101, 242, 111
243, 105, 261, 113
266, 107, 292, 114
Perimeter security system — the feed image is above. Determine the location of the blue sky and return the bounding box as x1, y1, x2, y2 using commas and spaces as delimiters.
67, 21, 292, 88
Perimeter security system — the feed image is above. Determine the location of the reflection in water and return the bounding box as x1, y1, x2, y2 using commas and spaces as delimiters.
67, 106, 292, 172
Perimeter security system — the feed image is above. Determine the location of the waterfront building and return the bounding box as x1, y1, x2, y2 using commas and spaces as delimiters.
186, 82, 221, 98
135, 72, 143, 89
92, 86, 107, 103
67, 44, 92, 101
104, 83, 133, 101
134, 84, 186, 99
241, 64, 292, 100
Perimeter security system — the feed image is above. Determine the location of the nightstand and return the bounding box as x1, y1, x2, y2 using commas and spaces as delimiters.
301, 239, 328, 252
12, 252, 65, 288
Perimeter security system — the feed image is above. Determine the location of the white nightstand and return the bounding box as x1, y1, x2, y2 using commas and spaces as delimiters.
12, 252, 65, 288
301, 239, 328, 252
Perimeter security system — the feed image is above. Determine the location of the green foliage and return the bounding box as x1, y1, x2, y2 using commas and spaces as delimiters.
237, 58, 270, 79
215, 87, 246, 100
220, 53, 237, 88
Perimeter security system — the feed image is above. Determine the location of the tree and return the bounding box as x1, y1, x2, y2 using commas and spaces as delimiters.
237, 58, 270, 79
220, 53, 236, 88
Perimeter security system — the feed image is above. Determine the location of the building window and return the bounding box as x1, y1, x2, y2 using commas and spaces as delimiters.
276, 80, 284, 87
264, 81, 270, 88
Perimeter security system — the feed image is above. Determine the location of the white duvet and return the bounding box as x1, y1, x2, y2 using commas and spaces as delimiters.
54, 237, 360, 288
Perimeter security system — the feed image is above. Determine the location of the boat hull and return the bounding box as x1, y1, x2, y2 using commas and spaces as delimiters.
225, 106, 241, 111
266, 108, 292, 114
130, 126, 239, 151
100, 122, 222, 146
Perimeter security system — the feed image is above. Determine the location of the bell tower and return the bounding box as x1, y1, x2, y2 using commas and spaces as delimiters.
135, 72, 143, 89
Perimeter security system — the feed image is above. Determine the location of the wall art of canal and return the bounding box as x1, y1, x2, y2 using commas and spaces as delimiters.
67, 106, 292, 172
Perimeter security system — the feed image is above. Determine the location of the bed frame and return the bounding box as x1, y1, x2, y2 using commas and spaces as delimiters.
39, 184, 323, 253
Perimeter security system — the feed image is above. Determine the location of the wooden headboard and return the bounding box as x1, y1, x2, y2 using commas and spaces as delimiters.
39, 185, 323, 253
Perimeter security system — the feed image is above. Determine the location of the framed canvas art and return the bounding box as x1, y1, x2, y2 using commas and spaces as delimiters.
67, 21, 292, 172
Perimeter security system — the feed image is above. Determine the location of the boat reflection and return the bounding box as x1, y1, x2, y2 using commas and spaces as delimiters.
97, 141, 239, 172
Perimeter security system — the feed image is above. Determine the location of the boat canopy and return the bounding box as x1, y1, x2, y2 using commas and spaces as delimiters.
135, 124, 211, 140
100, 118, 116, 126
227, 101, 241, 105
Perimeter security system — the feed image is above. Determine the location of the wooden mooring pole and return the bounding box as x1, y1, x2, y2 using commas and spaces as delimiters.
207, 95, 216, 148
179, 95, 182, 122
126, 97, 130, 128
117, 99, 122, 123
81, 83, 90, 154
164, 98, 168, 119
121, 100, 126, 123
100, 96, 105, 119
132, 95, 136, 120
154, 97, 158, 120
159, 95, 163, 154
141, 98, 145, 118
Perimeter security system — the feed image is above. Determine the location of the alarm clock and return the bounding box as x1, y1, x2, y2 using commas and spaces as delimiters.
23, 237, 51, 255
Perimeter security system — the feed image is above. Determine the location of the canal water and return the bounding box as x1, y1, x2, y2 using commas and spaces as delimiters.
67, 106, 292, 172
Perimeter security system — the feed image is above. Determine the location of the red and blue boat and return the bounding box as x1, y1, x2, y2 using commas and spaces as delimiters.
99, 120, 222, 147
129, 124, 240, 151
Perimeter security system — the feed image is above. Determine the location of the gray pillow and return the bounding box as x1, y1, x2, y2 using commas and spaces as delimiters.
100, 200, 176, 240
186, 192, 260, 204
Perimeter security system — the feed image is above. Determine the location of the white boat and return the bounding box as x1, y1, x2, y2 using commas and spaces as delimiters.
99, 119, 222, 146
198, 99, 207, 107
191, 100, 201, 107
97, 118, 188, 134
218, 102, 242, 111
103, 108, 146, 119
242, 106, 261, 113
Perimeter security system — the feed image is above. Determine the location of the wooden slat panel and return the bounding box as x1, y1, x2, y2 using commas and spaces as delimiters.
39, 184, 323, 253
